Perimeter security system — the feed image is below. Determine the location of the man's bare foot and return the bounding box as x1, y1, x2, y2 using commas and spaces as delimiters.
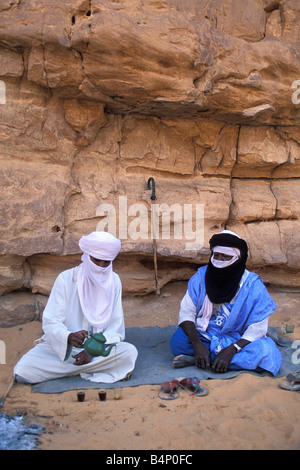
121, 371, 132, 381
173, 354, 195, 369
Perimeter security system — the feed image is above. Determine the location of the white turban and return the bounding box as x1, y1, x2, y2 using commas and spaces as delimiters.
78, 231, 121, 261
77, 231, 121, 333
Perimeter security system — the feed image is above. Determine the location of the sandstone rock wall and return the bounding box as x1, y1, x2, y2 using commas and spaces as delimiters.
0, 0, 299, 325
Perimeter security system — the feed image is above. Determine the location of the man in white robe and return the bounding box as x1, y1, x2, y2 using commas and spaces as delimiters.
14, 231, 138, 384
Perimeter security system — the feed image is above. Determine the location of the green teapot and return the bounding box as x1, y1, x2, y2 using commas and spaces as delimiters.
84, 332, 115, 357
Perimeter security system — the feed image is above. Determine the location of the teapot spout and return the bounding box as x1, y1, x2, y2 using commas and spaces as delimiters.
102, 344, 115, 357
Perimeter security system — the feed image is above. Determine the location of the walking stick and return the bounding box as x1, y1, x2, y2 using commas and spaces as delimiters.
147, 177, 160, 295
0, 375, 15, 409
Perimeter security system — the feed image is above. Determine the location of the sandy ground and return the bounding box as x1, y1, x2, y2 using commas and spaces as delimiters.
0, 280, 300, 451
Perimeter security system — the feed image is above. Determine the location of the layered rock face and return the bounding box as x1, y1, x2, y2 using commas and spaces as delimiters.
0, 0, 299, 325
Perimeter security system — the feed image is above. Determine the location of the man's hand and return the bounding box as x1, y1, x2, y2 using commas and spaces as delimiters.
211, 339, 250, 373
193, 340, 210, 370
72, 350, 93, 366
179, 320, 210, 370
211, 344, 236, 373
68, 330, 88, 348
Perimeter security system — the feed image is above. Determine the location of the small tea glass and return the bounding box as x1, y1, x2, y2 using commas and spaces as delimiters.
114, 388, 122, 400
77, 390, 85, 402
98, 389, 107, 401
285, 324, 294, 334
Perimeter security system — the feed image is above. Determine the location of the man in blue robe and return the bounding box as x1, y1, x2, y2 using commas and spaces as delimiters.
170, 230, 282, 376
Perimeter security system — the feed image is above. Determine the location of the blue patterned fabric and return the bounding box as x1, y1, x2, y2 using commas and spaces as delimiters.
171, 266, 283, 376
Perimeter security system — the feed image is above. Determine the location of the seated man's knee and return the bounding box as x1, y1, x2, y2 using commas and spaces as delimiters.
170, 328, 193, 356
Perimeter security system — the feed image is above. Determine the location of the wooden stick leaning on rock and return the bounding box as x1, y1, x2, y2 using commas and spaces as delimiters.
0, 375, 15, 409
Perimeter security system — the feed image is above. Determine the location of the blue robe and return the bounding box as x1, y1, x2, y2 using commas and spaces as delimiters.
170, 266, 282, 376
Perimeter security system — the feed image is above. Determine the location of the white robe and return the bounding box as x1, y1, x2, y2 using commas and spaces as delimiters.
14, 267, 138, 384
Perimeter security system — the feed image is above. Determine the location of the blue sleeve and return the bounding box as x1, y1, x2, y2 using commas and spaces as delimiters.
187, 266, 207, 312
222, 273, 277, 335
243, 277, 277, 329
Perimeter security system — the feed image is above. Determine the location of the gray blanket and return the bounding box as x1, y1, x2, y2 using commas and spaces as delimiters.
32, 325, 299, 394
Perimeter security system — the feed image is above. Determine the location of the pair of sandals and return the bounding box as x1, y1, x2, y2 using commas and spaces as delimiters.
279, 372, 300, 392
158, 371, 300, 399
158, 377, 208, 400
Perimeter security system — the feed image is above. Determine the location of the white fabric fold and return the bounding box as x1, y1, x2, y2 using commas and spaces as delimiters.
195, 294, 214, 332
211, 245, 241, 269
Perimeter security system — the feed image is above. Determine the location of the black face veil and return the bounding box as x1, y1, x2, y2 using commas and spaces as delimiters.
205, 232, 248, 304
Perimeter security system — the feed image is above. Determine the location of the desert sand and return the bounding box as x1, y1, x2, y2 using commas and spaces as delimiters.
0, 281, 299, 451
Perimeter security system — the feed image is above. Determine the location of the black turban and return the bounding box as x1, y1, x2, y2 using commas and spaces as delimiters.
205, 231, 248, 304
